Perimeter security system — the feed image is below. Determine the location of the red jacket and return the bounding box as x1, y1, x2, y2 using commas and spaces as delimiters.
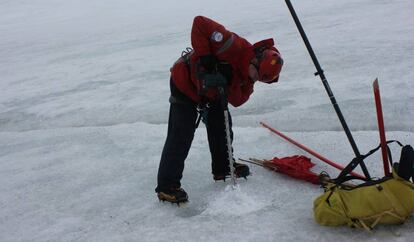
170, 16, 255, 107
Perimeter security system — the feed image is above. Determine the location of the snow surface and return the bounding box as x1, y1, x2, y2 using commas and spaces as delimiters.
1, 0, 413, 241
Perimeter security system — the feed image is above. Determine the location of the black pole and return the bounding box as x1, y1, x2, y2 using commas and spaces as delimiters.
285, 0, 371, 179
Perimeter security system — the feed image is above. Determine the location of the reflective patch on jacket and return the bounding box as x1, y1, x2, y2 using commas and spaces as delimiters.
211, 31, 223, 42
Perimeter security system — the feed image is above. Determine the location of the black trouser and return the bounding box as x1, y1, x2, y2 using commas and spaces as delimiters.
155, 82, 233, 192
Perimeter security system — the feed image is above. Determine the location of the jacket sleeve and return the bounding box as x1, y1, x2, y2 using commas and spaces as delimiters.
191, 16, 233, 57
228, 81, 254, 107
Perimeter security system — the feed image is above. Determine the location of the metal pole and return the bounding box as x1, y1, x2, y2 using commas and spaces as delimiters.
219, 87, 237, 186
285, 0, 371, 179
260, 122, 364, 179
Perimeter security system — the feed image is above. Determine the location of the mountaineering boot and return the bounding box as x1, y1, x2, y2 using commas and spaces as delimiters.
157, 187, 188, 204
213, 162, 250, 181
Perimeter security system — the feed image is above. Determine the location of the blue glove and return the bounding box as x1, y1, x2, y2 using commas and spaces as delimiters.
200, 72, 227, 89
199, 55, 218, 73
198, 72, 228, 107
197, 55, 228, 96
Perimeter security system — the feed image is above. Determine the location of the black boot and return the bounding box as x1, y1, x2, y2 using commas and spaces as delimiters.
213, 162, 250, 181
157, 186, 188, 204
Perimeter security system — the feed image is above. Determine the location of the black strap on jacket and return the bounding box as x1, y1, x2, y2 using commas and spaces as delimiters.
179, 47, 208, 129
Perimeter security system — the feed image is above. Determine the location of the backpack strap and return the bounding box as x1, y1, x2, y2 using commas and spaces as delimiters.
334, 140, 403, 184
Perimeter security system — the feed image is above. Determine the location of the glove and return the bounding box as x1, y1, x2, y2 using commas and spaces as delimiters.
199, 55, 218, 73
199, 72, 227, 89
217, 63, 233, 85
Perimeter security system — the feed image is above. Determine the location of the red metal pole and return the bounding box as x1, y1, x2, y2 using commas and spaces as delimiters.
260, 122, 365, 179
373, 79, 390, 176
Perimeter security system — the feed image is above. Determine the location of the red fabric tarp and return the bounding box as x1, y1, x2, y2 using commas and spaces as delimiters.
262, 155, 320, 184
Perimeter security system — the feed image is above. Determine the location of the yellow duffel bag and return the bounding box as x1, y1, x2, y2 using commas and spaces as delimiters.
314, 170, 414, 230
